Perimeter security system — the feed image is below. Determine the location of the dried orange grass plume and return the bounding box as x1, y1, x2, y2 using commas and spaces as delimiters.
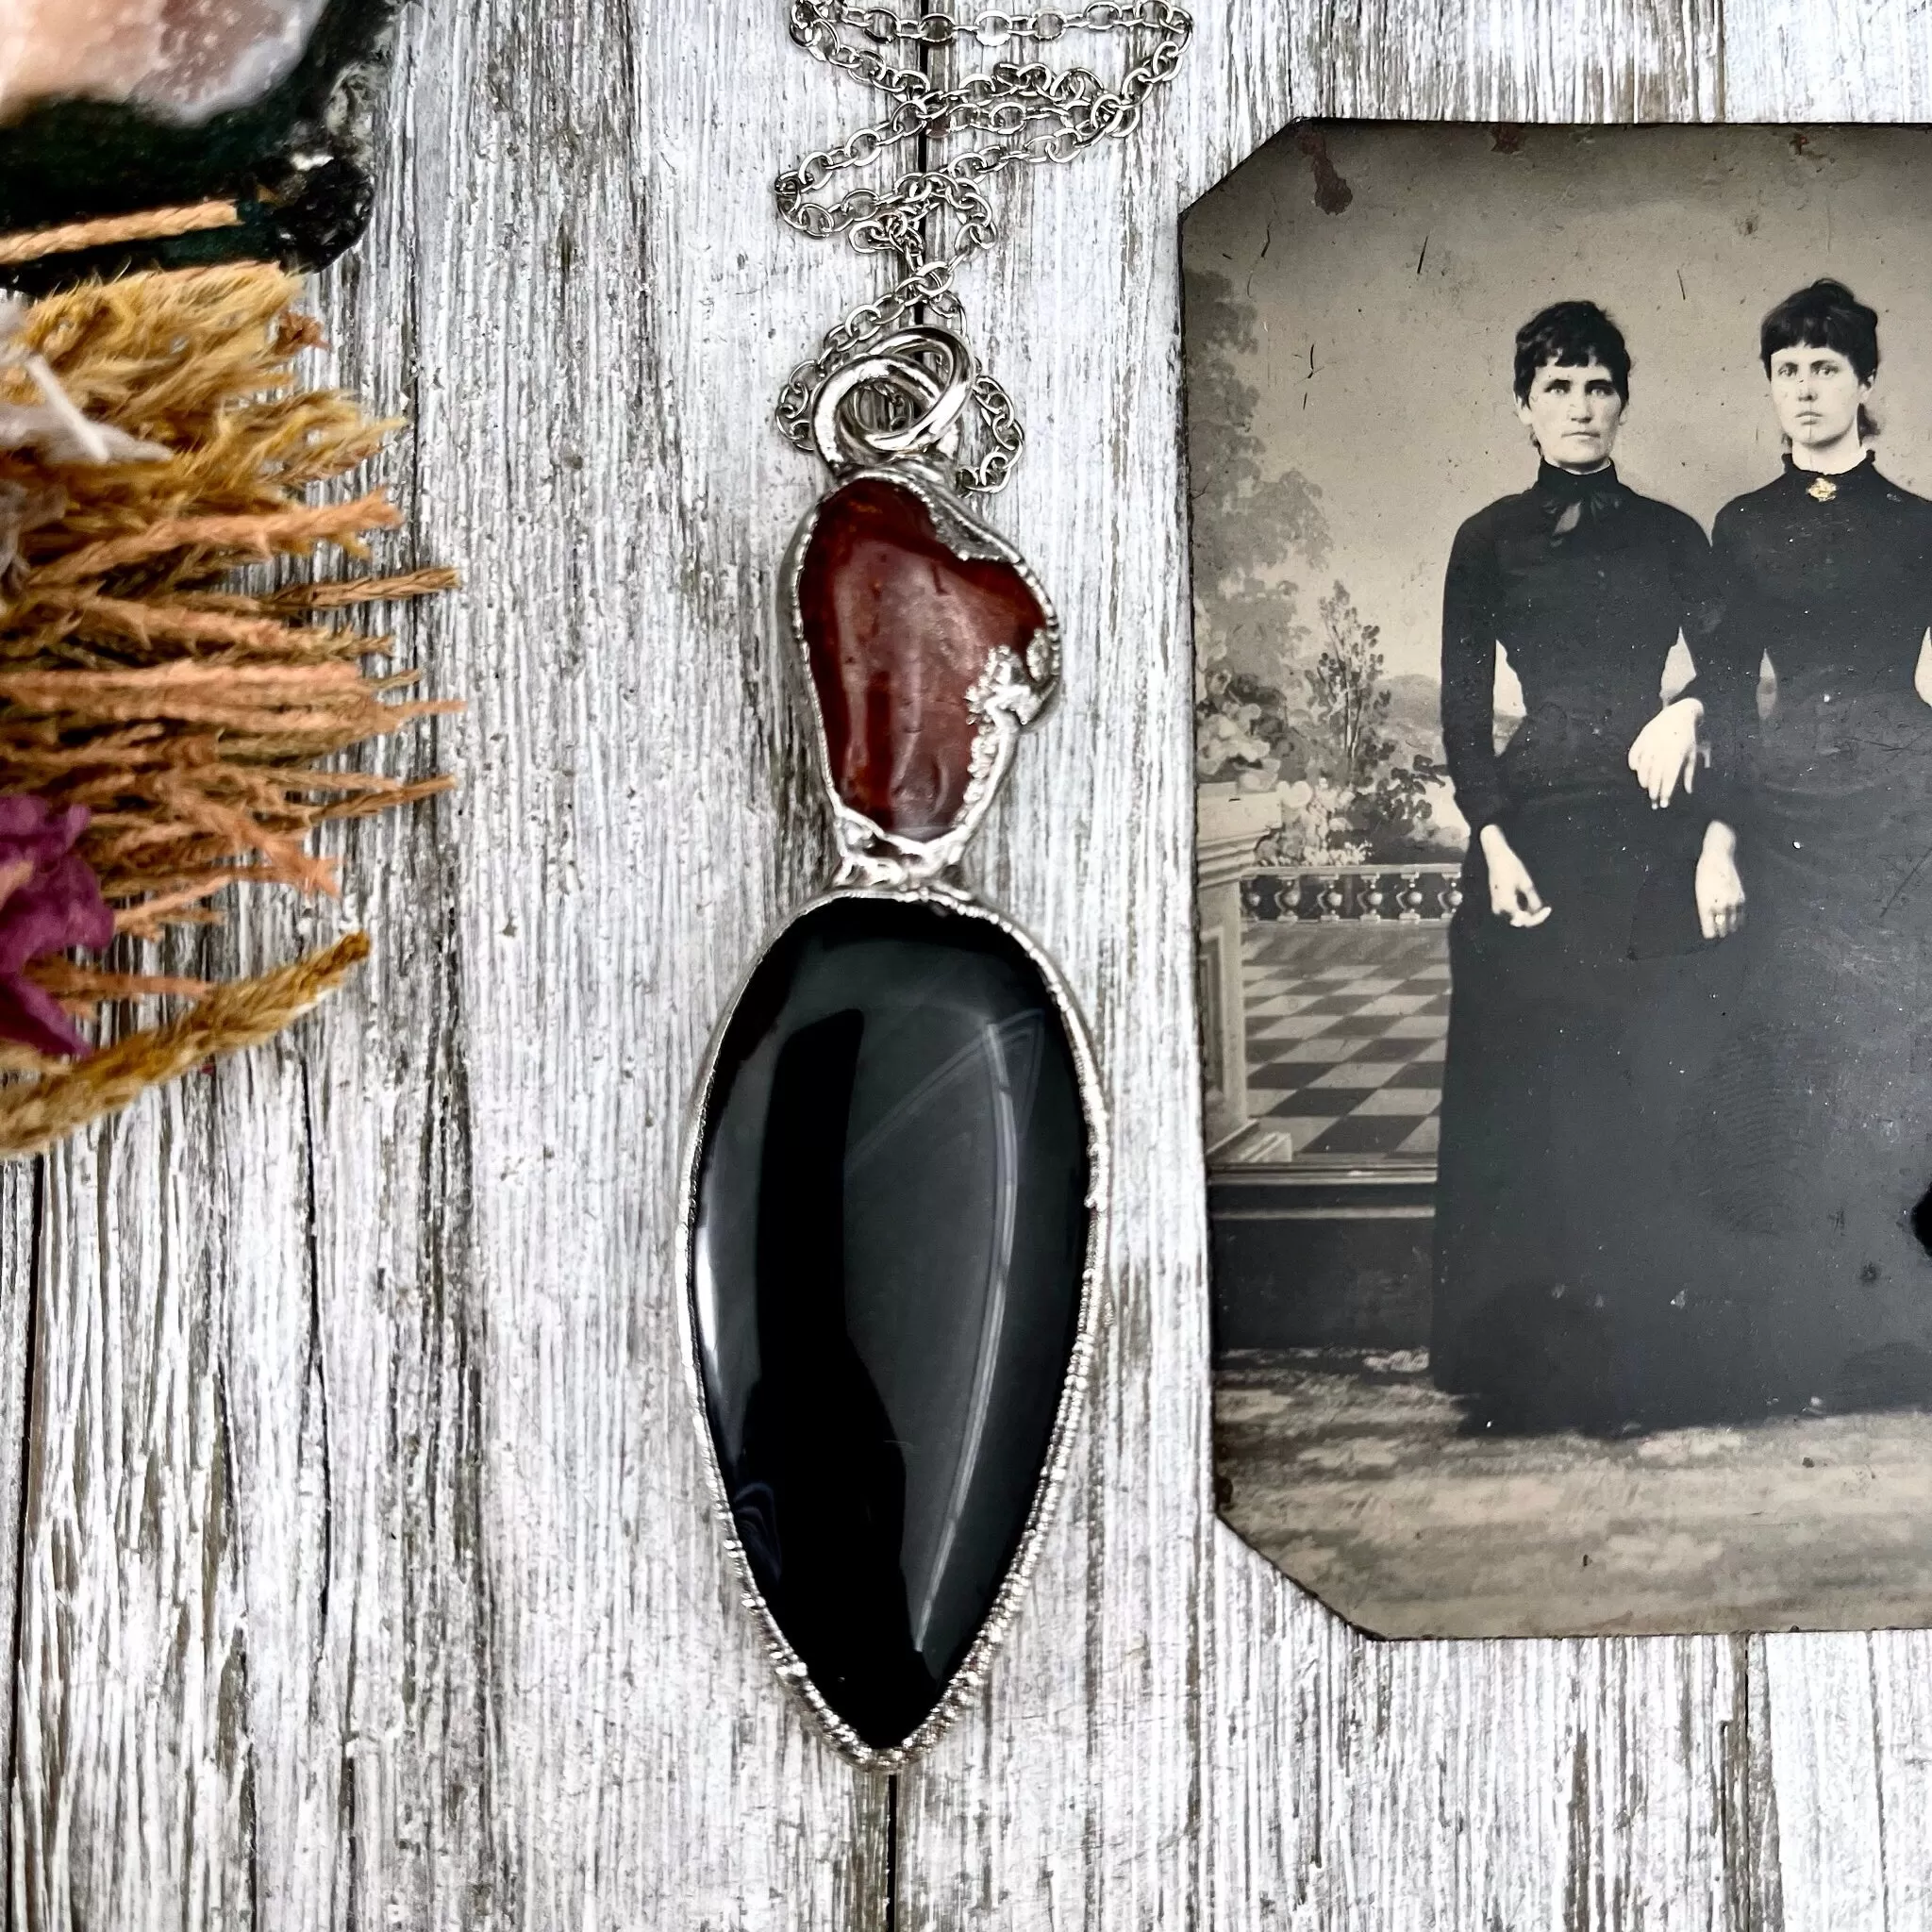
0, 262, 457, 1157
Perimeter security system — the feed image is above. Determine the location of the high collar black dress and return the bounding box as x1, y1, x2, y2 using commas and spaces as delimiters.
1441, 459, 1724, 835
1684, 452, 1932, 1415
1431, 460, 1735, 1430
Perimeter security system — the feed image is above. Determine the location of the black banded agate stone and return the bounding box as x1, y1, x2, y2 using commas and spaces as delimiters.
689, 892, 1092, 1752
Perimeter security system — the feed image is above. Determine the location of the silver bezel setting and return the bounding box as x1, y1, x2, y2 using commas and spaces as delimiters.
675, 880, 1109, 1769
777, 463, 1062, 887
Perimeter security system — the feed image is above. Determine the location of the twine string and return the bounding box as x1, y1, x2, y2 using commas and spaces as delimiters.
0, 201, 242, 270
0, 260, 458, 1156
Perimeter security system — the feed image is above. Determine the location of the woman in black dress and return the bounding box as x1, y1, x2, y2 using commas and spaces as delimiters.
1430, 300, 1746, 1432
1692, 280, 1932, 1415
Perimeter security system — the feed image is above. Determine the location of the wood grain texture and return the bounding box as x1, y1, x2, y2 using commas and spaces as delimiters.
5, 0, 1932, 1924
6, 2, 889, 1925
1721, 0, 1932, 122
0, 1164, 32, 1916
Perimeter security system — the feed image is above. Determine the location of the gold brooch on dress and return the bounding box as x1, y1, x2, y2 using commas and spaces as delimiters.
1807, 475, 1839, 503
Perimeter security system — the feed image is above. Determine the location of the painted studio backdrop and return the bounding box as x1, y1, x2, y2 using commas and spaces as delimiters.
1188, 123, 1932, 1639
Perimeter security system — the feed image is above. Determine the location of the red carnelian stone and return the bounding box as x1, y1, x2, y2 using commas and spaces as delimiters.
795, 475, 1047, 841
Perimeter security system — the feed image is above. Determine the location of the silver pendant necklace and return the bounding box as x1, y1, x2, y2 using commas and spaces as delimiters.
680, 0, 1189, 1767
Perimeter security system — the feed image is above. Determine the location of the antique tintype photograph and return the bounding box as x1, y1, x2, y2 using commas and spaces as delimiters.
1190, 124, 1932, 1637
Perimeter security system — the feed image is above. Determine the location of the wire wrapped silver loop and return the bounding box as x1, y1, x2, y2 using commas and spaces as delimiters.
809, 326, 976, 471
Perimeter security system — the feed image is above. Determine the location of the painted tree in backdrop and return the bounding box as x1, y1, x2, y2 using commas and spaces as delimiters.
1306, 582, 1395, 789
1183, 268, 1329, 681
1307, 580, 1445, 858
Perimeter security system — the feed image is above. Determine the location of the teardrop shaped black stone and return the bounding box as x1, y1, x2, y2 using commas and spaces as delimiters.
689, 892, 1092, 1753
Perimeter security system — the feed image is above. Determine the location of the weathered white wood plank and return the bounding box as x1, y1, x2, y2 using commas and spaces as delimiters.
1758, 1636, 1885, 1931
13, 1108, 255, 1927
1207, 1564, 1757, 1928
1859, 1635, 1932, 1930
8, 1, 891, 1925
893, 62, 1214, 1932
360, 3, 893, 1926
0, 1163, 35, 1904
1269, 0, 1721, 130
1721, 0, 1932, 122
1181, 0, 1721, 212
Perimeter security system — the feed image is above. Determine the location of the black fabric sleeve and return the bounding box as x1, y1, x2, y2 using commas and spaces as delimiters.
1657, 507, 1733, 824
1440, 515, 1508, 833
1693, 506, 1766, 808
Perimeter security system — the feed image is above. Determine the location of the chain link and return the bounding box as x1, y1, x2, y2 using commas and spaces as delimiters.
776, 0, 1190, 491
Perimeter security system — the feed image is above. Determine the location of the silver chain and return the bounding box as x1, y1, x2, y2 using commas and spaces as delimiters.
775, 0, 1191, 492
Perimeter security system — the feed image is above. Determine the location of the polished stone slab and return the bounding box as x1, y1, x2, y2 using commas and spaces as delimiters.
794, 475, 1048, 842
690, 891, 1091, 1750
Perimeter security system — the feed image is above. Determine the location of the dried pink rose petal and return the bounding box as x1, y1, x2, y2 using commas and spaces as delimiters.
0, 794, 113, 1059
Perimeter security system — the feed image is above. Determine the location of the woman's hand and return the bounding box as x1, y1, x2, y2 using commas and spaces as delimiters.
1480, 823, 1550, 927
1628, 696, 1704, 808
1696, 820, 1746, 940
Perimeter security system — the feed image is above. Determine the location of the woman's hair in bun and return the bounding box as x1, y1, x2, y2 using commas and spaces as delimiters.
1761, 279, 1881, 440
1760, 277, 1880, 383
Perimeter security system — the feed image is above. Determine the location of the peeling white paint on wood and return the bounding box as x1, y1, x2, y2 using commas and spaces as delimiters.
2, 0, 1930, 1924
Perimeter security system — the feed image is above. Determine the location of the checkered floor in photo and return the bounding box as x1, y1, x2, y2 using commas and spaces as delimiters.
1232, 922, 1450, 1166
